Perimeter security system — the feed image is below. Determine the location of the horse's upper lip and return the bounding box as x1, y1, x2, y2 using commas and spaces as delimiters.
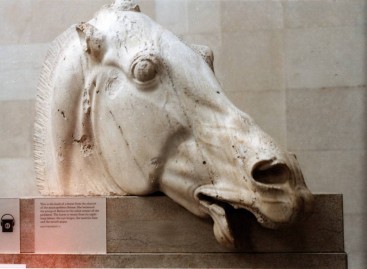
194, 185, 255, 209
194, 185, 267, 226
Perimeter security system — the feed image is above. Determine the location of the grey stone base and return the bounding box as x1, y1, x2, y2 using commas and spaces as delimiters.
0, 253, 347, 268
0, 194, 347, 268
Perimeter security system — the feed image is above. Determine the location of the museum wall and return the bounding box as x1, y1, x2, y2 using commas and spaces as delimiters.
0, 0, 365, 268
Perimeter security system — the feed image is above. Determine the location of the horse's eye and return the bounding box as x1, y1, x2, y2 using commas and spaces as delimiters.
131, 58, 157, 84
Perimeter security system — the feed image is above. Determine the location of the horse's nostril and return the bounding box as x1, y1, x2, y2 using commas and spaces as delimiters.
252, 161, 290, 184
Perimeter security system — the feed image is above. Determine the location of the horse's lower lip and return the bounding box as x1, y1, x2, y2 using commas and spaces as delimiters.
195, 192, 236, 247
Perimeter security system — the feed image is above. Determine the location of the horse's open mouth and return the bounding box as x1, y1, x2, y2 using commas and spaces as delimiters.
196, 186, 264, 248
195, 192, 235, 247
195, 188, 282, 248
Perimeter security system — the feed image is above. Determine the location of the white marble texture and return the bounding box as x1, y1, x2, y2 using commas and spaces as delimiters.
31, 2, 313, 249
0, 0, 365, 267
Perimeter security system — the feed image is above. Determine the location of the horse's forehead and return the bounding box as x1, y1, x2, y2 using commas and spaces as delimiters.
90, 10, 197, 74
93, 10, 162, 47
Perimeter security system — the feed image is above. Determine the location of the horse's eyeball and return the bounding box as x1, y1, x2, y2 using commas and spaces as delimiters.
132, 59, 157, 83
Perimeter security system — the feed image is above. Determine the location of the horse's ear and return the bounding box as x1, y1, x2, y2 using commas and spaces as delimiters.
76, 23, 106, 62
111, 0, 141, 12
191, 44, 214, 72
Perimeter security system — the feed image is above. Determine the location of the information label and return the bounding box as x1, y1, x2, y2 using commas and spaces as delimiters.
0, 199, 20, 253
35, 197, 106, 254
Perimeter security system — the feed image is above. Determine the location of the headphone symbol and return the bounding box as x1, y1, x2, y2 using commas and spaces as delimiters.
1, 214, 15, 233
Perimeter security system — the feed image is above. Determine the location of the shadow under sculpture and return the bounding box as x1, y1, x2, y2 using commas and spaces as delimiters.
34, 0, 314, 248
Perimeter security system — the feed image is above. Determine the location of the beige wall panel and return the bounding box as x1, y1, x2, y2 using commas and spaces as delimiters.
0, 0, 32, 45
187, 0, 220, 34
344, 213, 367, 253
0, 158, 38, 198
29, 0, 111, 43
0, 0, 155, 45
182, 33, 222, 53
218, 31, 285, 92
0, 44, 48, 101
221, 0, 283, 32
286, 86, 366, 151
0, 100, 35, 158
345, 213, 367, 269
284, 0, 365, 29
348, 252, 367, 269
0, 0, 109, 44
138, 0, 156, 20
285, 26, 366, 90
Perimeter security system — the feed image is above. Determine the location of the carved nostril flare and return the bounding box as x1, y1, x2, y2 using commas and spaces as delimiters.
252, 161, 290, 184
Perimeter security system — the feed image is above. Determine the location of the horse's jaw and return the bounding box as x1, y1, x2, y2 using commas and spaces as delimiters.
160, 127, 314, 249
194, 182, 313, 248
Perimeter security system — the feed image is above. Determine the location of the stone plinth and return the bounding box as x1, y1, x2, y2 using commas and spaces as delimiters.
0, 253, 347, 268
0, 194, 346, 268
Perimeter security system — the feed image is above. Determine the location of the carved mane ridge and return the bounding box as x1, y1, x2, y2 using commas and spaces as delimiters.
34, 27, 76, 193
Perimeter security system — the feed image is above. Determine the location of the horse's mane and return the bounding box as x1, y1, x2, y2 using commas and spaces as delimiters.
34, 27, 77, 192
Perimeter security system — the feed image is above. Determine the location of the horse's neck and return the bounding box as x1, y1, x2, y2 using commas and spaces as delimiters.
35, 27, 126, 196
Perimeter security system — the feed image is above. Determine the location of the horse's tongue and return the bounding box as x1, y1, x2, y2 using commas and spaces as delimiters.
207, 203, 235, 248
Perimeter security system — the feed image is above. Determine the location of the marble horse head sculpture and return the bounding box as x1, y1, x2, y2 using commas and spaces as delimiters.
34, 0, 313, 247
